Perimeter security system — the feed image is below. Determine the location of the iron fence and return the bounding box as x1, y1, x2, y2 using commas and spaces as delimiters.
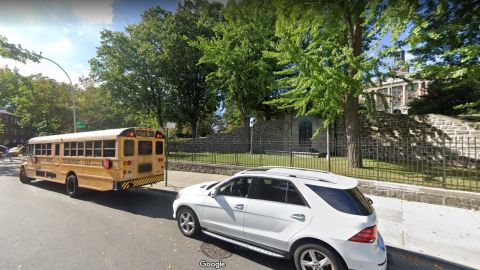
168, 138, 480, 192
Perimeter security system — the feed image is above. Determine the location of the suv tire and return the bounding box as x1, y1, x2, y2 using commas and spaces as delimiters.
293, 243, 344, 270
177, 207, 200, 237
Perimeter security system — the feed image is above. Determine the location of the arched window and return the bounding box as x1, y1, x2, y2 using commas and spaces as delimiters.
298, 119, 312, 146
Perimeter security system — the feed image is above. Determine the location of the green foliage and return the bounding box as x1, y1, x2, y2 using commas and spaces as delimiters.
76, 78, 139, 131
0, 67, 22, 110
406, 0, 480, 114
90, 7, 171, 127
196, 0, 278, 126
160, 0, 222, 137
267, 0, 416, 125
0, 35, 40, 63
91, 3, 222, 136
14, 75, 73, 136
409, 80, 480, 115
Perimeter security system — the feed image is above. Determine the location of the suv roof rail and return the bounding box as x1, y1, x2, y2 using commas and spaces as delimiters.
259, 166, 331, 174
242, 167, 336, 184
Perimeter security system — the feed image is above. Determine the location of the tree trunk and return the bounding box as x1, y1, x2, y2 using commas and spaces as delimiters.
243, 116, 250, 140
191, 120, 197, 139
344, 94, 363, 168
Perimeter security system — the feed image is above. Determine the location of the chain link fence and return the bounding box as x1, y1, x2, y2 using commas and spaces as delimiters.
168, 138, 479, 192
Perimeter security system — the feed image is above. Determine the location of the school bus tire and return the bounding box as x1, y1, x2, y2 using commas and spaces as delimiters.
19, 166, 33, 184
66, 174, 79, 198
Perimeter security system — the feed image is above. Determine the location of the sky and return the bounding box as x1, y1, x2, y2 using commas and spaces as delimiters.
0, 0, 179, 84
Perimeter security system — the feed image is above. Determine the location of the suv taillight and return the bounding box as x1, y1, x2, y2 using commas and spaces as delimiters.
349, 225, 377, 243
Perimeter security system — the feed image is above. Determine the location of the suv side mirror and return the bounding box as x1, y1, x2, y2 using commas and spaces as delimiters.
210, 189, 218, 198
367, 197, 373, 205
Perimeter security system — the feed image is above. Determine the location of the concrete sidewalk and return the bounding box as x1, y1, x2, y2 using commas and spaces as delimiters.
151, 170, 480, 269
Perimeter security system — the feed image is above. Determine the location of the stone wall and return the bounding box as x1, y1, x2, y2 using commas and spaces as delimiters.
171, 113, 479, 167
168, 161, 480, 211
333, 112, 479, 166
171, 118, 286, 153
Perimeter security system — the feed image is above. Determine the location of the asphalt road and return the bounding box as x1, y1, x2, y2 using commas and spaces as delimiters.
0, 160, 473, 270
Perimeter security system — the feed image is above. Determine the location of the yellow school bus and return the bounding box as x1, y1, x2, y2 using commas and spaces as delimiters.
19, 128, 165, 197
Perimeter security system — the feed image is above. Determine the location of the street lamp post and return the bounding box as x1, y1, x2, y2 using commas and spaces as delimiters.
38, 56, 77, 133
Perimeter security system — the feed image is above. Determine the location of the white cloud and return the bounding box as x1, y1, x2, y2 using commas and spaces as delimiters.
0, 58, 87, 85
70, 1, 114, 25
0, 25, 89, 84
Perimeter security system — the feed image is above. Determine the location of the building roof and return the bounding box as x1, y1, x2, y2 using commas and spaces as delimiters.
28, 128, 131, 144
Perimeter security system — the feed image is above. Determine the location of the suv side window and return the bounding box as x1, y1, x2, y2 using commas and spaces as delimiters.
253, 178, 288, 203
218, 178, 252, 198
286, 182, 307, 206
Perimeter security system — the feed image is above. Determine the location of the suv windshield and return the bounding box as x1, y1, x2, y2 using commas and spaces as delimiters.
307, 185, 373, 216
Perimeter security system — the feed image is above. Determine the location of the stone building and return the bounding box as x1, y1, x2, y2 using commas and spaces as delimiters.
0, 110, 29, 146
364, 78, 429, 115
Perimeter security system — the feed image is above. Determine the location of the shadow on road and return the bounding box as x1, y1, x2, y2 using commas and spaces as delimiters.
29, 181, 176, 220
386, 246, 474, 270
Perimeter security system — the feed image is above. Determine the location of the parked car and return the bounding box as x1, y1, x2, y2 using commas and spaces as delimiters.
8, 146, 26, 157
173, 167, 386, 270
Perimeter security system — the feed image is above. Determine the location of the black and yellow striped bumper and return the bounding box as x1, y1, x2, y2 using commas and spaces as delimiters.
113, 174, 164, 191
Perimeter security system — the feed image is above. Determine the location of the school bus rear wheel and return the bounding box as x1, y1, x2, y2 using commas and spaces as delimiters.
66, 175, 79, 198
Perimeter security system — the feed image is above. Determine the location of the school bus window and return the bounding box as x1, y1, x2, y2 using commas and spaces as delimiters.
124, 140, 134, 156
63, 142, 69, 156
46, 144, 52, 156
139, 141, 152, 155
78, 142, 84, 157
103, 140, 115, 157
94, 141, 102, 157
156, 141, 163, 155
85, 141, 93, 157
28, 144, 33, 156
35, 144, 41, 155
55, 144, 60, 156
71, 142, 77, 156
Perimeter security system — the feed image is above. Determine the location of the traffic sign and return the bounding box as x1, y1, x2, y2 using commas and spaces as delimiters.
167, 122, 176, 129
76, 121, 86, 129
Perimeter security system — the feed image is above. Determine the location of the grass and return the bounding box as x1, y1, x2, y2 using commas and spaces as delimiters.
169, 152, 480, 192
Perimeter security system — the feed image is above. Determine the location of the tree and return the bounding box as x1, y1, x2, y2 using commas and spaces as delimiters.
14, 75, 73, 136
90, 7, 171, 128
406, 0, 480, 114
76, 77, 138, 131
409, 81, 480, 115
268, 0, 415, 168
0, 35, 40, 63
196, 0, 278, 136
0, 67, 22, 111
160, 0, 222, 138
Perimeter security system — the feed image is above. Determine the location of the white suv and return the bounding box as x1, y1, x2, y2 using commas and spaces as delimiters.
173, 167, 387, 270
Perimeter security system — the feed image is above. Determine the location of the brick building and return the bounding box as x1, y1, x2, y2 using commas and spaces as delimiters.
0, 110, 29, 147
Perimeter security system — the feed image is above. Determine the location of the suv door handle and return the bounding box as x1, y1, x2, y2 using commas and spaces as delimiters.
234, 204, 244, 210
291, 214, 305, 221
